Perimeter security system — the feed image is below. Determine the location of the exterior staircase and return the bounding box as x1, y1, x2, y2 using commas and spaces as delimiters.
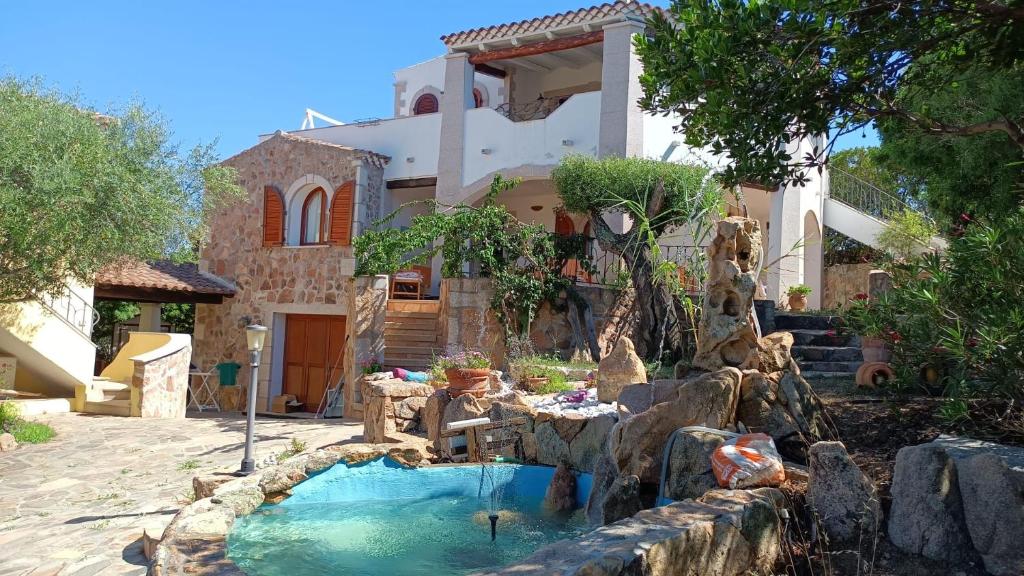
775, 312, 862, 379
82, 380, 132, 416
383, 300, 443, 371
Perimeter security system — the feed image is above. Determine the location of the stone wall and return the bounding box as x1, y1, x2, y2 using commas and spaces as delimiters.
193, 133, 386, 411
131, 344, 191, 418
362, 379, 433, 443
344, 276, 388, 418
823, 263, 875, 309
440, 278, 634, 367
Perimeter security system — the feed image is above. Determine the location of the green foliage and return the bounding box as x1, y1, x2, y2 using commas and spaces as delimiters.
841, 211, 1024, 401
355, 175, 589, 337
786, 285, 812, 297
529, 372, 574, 395
637, 0, 1024, 186
278, 437, 308, 461
0, 77, 243, 304
875, 209, 940, 261
0, 402, 55, 444
840, 294, 888, 339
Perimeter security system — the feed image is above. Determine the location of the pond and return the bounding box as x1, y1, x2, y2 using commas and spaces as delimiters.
228, 457, 593, 576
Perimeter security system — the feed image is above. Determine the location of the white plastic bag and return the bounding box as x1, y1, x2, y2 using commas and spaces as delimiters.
711, 432, 786, 489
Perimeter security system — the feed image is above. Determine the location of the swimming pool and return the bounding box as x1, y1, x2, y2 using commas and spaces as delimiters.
228, 458, 593, 576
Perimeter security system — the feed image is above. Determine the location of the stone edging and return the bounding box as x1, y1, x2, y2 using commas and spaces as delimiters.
149, 442, 429, 576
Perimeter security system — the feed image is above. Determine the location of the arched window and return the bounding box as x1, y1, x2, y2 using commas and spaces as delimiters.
473, 88, 484, 108
300, 187, 327, 245
412, 93, 438, 115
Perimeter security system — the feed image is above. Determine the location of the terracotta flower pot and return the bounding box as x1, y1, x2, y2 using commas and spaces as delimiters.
788, 294, 807, 311
524, 376, 549, 392
860, 337, 892, 363
444, 367, 491, 398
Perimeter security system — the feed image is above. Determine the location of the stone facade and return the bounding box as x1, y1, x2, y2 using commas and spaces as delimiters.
193, 133, 387, 413
440, 278, 635, 367
823, 263, 875, 309
131, 344, 191, 418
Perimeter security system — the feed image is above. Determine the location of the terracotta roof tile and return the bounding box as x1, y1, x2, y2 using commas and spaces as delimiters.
95, 260, 236, 296
440, 1, 660, 47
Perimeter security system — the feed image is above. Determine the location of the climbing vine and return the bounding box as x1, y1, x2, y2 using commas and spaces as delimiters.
354, 175, 592, 339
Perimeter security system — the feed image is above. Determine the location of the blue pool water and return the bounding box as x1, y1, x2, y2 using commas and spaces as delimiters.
228, 458, 593, 576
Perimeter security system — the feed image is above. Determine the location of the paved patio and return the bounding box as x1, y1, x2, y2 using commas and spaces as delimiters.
0, 411, 364, 575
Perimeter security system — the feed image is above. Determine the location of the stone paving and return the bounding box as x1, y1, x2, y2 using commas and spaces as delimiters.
0, 411, 364, 575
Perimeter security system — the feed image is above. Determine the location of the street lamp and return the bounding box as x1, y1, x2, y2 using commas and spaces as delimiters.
240, 324, 268, 474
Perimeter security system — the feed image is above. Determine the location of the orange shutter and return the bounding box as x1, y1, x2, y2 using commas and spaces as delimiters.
263, 185, 285, 246
329, 181, 355, 246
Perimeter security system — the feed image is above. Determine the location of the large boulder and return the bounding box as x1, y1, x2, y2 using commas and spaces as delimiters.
888, 443, 974, 562
616, 383, 652, 418
806, 441, 881, 543
693, 217, 762, 372
596, 337, 646, 403
544, 463, 577, 512
441, 393, 486, 429
0, 432, 17, 452
423, 389, 451, 449
610, 368, 741, 484
568, 413, 616, 473
535, 420, 571, 466
584, 448, 619, 525
736, 368, 832, 463
594, 474, 642, 526
664, 428, 731, 501
957, 453, 1024, 576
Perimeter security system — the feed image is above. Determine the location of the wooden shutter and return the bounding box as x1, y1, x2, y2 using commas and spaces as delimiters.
328, 181, 355, 246
413, 94, 438, 115
263, 185, 285, 246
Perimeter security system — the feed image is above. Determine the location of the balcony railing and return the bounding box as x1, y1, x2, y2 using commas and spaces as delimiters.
494, 96, 566, 122
37, 285, 99, 339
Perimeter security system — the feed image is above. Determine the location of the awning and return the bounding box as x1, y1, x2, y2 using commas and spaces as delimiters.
94, 260, 236, 304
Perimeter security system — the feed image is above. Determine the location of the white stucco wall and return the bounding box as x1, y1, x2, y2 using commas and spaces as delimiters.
510, 60, 603, 103
394, 56, 505, 118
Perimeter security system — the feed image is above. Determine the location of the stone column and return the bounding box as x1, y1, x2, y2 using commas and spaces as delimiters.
436, 51, 473, 206
599, 20, 646, 159
344, 275, 388, 419
139, 303, 162, 332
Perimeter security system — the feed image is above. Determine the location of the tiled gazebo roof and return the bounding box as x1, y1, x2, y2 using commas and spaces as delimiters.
440, 1, 660, 48
94, 260, 236, 304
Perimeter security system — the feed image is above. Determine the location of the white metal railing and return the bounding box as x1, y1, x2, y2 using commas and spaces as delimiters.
828, 167, 928, 221
37, 285, 99, 339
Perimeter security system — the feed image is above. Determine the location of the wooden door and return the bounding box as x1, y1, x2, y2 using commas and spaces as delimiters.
283, 314, 346, 408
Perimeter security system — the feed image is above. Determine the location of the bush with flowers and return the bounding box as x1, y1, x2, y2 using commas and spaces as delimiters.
840, 210, 1024, 404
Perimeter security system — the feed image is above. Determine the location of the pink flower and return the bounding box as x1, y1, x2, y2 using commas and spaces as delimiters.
960, 213, 972, 222
967, 337, 979, 348
825, 329, 836, 337
853, 293, 869, 301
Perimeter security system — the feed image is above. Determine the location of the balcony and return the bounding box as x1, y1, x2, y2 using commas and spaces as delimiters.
462, 91, 601, 189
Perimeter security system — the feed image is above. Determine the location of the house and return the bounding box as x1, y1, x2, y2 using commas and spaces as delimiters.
190, 1, 895, 417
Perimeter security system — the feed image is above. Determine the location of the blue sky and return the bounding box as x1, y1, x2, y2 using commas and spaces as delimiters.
0, 1, 876, 159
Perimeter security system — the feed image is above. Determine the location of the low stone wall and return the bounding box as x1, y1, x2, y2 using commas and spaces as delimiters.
823, 263, 875, 309
361, 379, 433, 443
131, 340, 191, 418
440, 278, 635, 367
480, 488, 785, 576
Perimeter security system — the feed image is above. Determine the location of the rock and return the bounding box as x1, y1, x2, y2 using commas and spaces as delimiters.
888, 443, 973, 562
326, 443, 389, 465
174, 504, 236, 537
483, 486, 784, 576
304, 449, 345, 474
544, 463, 577, 512
616, 383, 651, 418
424, 389, 451, 448
806, 441, 881, 543
758, 331, 794, 373
192, 474, 233, 500
362, 394, 395, 444
693, 217, 762, 371
489, 401, 536, 432
395, 396, 427, 420
258, 460, 308, 493
535, 420, 571, 466
584, 448, 619, 525
610, 368, 741, 484
664, 428, 731, 501
596, 337, 646, 403
950, 451, 1024, 576
441, 393, 487, 429
599, 474, 643, 525
568, 414, 616, 473
365, 380, 434, 398
736, 369, 831, 463
520, 431, 538, 462
263, 490, 290, 505
0, 432, 16, 452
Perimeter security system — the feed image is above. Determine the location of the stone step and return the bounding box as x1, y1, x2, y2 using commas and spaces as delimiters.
82, 399, 131, 416
792, 345, 863, 362
788, 329, 860, 347
774, 313, 841, 331
797, 360, 861, 374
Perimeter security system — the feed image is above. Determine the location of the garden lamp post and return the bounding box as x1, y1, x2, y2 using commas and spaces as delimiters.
240, 324, 268, 474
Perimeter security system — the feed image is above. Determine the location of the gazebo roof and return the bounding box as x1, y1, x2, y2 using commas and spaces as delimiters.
94, 260, 236, 304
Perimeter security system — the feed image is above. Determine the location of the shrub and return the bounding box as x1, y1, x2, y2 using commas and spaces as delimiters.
787, 284, 812, 297
843, 211, 1024, 401
529, 368, 573, 395
0, 402, 55, 444
876, 208, 939, 261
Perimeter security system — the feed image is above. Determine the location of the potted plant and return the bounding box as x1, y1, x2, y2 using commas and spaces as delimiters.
841, 293, 893, 363
430, 348, 492, 398
786, 284, 812, 311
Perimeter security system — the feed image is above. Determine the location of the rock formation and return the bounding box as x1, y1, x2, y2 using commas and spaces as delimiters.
596, 336, 646, 403
807, 441, 881, 543
693, 217, 762, 371
544, 463, 577, 512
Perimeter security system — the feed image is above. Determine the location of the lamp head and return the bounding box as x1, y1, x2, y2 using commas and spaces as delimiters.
245, 324, 268, 353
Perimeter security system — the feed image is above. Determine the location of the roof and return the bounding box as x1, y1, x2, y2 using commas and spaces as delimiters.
440, 1, 660, 48
94, 260, 237, 304
227, 130, 390, 169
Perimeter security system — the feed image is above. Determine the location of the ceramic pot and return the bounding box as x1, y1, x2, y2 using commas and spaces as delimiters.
444, 368, 491, 398
788, 294, 808, 311
860, 337, 892, 363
